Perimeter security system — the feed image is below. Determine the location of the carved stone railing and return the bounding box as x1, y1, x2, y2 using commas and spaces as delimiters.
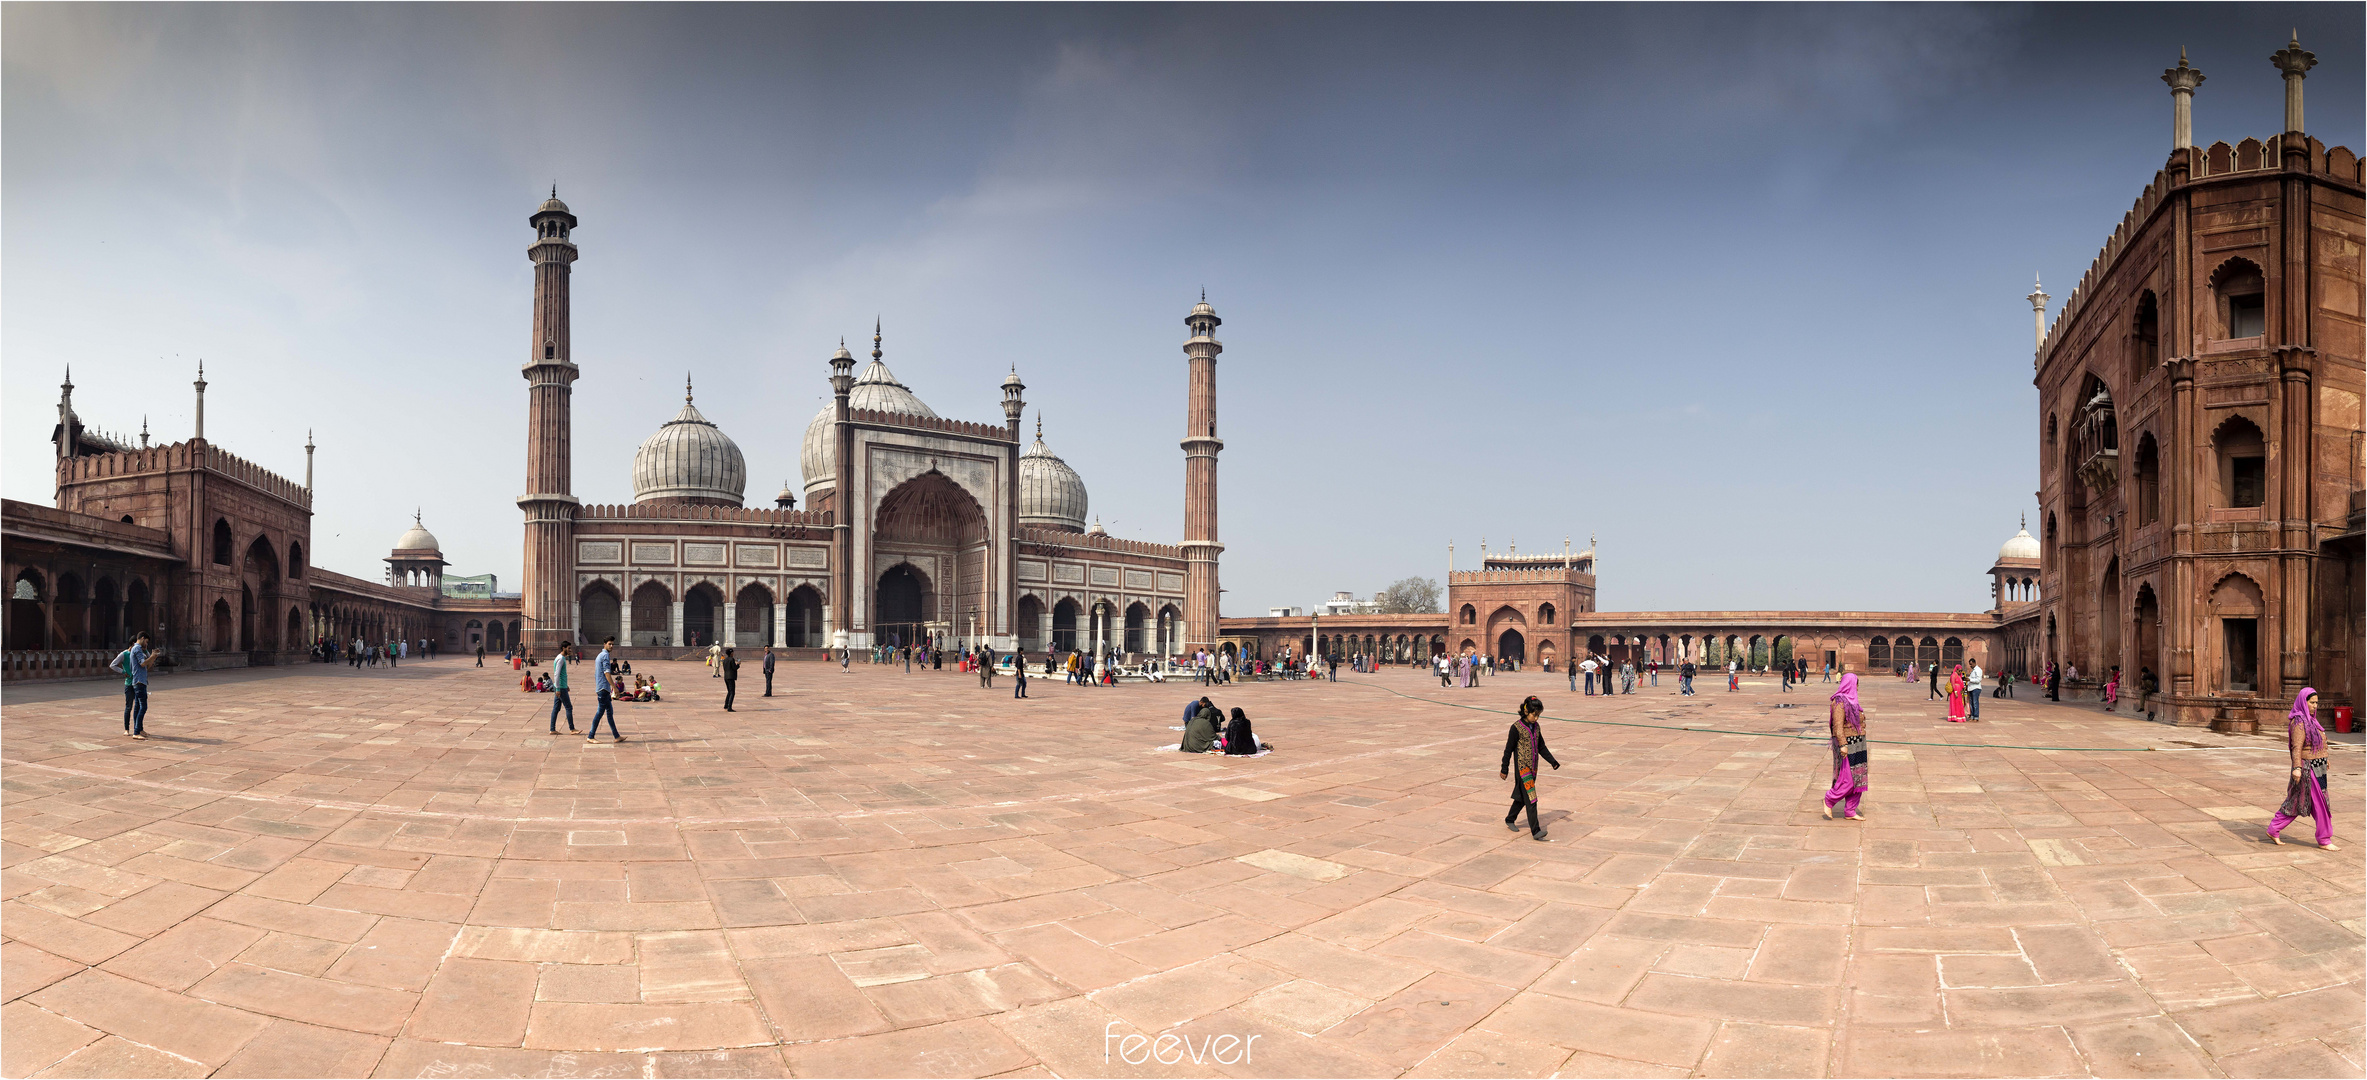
2, 649, 115, 682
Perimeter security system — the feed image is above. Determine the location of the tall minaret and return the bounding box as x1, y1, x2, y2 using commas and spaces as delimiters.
56, 366, 75, 460
2161, 48, 2205, 150
1181, 294, 1224, 653
192, 361, 207, 441
2026, 275, 2050, 359
520, 187, 581, 652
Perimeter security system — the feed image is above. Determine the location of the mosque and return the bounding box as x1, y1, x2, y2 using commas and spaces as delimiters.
516, 192, 1222, 660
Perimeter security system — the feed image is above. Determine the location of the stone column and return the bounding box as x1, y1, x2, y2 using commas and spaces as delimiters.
2161, 49, 2205, 150
2271, 35, 2313, 134
671, 601, 685, 648
722, 601, 737, 650
774, 602, 788, 648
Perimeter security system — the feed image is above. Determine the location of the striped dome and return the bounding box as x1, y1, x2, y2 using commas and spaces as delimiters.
1018, 421, 1088, 532
633, 389, 746, 506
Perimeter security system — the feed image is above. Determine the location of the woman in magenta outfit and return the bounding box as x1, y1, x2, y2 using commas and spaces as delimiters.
1824, 672, 1869, 820
2266, 688, 2336, 849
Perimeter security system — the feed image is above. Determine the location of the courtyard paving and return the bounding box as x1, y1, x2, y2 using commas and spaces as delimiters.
1, 658, 2360, 1079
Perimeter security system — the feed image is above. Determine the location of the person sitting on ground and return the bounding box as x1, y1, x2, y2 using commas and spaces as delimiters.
537, 673, 553, 693
521, 671, 536, 693
1223, 707, 1269, 755
1181, 697, 1221, 753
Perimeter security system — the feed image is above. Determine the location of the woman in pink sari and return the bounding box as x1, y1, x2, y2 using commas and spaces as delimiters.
2103, 666, 2121, 712
1946, 664, 1968, 722
1824, 672, 1869, 819
2266, 688, 2335, 849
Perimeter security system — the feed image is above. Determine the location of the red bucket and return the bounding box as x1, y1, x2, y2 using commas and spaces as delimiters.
2334, 706, 2355, 734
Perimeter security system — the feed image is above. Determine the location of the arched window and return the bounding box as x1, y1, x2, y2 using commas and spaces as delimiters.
1459, 604, 1476, 625
1942, 637, 1964, 664
2134, 433, 2160, 526
1918, 636, 1940, 667
2212, 416, 2267, 509
1868, 636, 1890, 669
212, 519, 234, 565
288, 541, 305, 578
2211, 258, 2266, 340
1538, 603, 1556, 626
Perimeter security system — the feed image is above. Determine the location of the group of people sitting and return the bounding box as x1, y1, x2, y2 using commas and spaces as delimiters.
1179, 696, 1270, 755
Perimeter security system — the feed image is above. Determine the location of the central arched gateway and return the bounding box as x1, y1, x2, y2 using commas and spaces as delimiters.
872, 470, 990, 649
1498, 628, 1526, 664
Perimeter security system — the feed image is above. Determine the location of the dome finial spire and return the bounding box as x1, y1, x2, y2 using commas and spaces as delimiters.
685, 372, 694, 404
872, 316, 883, 362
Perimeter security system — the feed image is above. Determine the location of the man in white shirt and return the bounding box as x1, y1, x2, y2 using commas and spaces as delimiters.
1966, 662, 1984, 721
1580, 656, 1598, 695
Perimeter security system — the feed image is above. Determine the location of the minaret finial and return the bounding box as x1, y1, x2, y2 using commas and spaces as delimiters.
415, 507, 422, 525
141, 416, 150, 447
1036, 412, 1043, 439
872, 316, 882, 362
62, 364, 71, 389
685, 372, 694, 403
551, 182, 557, 198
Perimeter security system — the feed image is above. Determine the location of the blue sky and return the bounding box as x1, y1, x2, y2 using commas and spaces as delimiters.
6, 4, 2359, 615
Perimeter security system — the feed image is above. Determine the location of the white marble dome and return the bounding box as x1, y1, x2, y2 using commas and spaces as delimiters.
801, 356, 937, 501
1018, 421, 1089, 533
1998, 521, 2040, 561
633, 390, 747, 506
393, 516, 440, 553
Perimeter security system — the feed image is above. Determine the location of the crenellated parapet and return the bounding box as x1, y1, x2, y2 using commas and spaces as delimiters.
575, 502, 833, 526
1449, 567, 1592, 585
848, 407, 1015, 443
2039, 136, 2361, 365
1019, 525, 1184, 561
55, 438, 311, 509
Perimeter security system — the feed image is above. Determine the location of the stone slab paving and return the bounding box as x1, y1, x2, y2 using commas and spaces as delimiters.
2, 658, 2360, 1078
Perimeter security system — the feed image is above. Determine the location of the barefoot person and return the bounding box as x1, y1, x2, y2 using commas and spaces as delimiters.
1500, 696, 1561, 841
2266, 687, 2334, 849
1824, 671, 1869, 820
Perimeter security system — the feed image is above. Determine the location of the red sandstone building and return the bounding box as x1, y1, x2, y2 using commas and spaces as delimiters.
4, 368, 520, 681
2021, 39, 2364, 726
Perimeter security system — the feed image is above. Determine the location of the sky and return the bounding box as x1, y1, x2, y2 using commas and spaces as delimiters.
6, 4, 2360, 617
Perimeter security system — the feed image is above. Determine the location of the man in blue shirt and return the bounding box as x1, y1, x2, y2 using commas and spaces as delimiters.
111, 631, 156, 739
588, 638, 622, 742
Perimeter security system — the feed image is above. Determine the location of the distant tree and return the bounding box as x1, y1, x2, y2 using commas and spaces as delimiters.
1376, 577, 1442, 614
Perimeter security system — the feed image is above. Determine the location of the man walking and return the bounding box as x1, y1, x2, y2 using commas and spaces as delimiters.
1568, 659, 1578, 693
1013, 652, 1029, 698
110, 631, 157, 740
1929, 661, 1942, 700
1966, 661, 1983, 721
549, 642, 577, 734
1680, 659, 1697, 696
980, 646, 996, 689
476, 643, 485, 667
591, 637, 617, 737
721, 646, 740, 711
761, 645, 776, 696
